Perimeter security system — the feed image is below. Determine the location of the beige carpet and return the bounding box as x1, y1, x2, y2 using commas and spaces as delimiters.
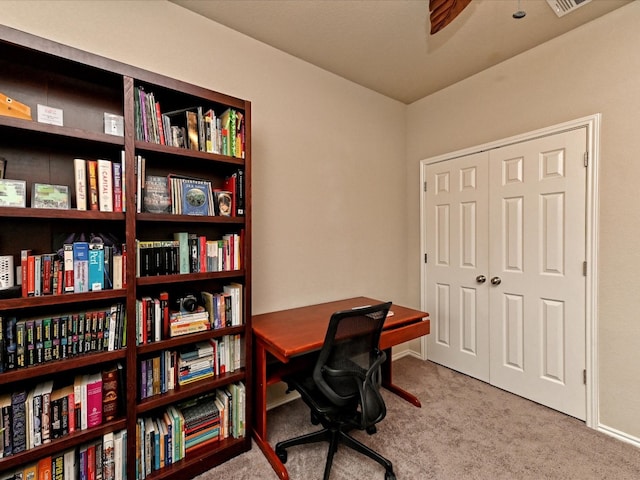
195, 356, 640, 479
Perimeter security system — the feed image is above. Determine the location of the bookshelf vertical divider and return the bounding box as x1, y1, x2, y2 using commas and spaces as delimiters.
0, 26, 252, 480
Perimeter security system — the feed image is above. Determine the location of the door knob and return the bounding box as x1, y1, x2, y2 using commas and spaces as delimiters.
491, 276, 502, 285
476, 275, 486, 284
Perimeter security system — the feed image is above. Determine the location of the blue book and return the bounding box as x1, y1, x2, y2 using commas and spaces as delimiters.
73, 242, 90, 293
88, 243, 105, 291
181, 180, 210, 216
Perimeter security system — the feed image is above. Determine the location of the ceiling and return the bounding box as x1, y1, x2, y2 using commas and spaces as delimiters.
170, 0, 631, 104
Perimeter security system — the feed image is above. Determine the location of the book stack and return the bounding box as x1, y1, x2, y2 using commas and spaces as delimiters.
178, 393, 220, 454
136, 382, 245, 477
168, 307, 210, 338
177, 341, 215, 386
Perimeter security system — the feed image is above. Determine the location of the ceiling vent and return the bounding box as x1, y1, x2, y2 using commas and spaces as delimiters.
546, 0, 592, 17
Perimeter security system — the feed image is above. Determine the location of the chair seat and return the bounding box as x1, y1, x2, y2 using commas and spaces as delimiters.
285, 373, 358, 420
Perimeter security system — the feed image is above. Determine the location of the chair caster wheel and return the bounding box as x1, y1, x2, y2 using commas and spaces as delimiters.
275, 446, 288, 464
311, 413, 320, 425
385, 470, 396, 480
366, 426, 377, 435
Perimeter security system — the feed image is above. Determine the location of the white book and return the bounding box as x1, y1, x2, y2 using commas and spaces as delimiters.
97, 158, 113, 212
113, 430, 123, 480
103, 431, 115, 480
120, 150, 126, 213
74, 158, 87, 210
64, 448, 77, 480
113, 254, 123, 290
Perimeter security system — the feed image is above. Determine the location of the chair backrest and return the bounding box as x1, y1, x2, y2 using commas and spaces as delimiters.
313, 301, 392, 428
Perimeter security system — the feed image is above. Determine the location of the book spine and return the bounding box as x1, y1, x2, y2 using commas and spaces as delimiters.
87, 160, 99, 211
74, 158, 87, 210
112, 161, 123, 213
97, 159, 113, 212
88, 243, 105, 292
73, 242, 90, 293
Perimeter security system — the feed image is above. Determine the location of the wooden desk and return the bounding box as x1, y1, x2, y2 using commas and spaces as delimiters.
252, 296, 430, 480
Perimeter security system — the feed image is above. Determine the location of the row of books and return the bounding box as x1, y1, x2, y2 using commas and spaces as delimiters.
136, 384, 245, 479
139, 335, 243, 400
19, 241, 126, 298
0, 363, 123, 458
134, 87, 246, 159
135, 284, 242, 345
0, 305, 126, 372
0, 429, 128, 480
139, 167, 245, 219
73, 156, 125, 212
135, 231, 242, 278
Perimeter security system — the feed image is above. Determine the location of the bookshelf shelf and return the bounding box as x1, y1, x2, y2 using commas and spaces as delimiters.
0, 25, 251, 480
0, 418, 127, 472
136, 370, 246, 414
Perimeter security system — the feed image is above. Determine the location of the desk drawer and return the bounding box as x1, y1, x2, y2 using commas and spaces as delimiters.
380, 318, 430, 350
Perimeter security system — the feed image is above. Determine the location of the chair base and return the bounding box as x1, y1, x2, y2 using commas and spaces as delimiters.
275, 426, 395, 480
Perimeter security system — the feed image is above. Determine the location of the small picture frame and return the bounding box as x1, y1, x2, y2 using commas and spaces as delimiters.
0, 179, 27, 207
32, 183, 70, 209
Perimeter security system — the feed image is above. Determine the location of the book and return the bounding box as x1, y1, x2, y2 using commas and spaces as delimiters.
11, 390, 27, 453
181, 180, 210, 216
36, 456, 52, 480
102, 365, 119, 422
97, 158, 113, 212
85, 372, 103, 428
112, 161, 123, 212
64, 448, 77, 480
88, 243, 105, 291
87, 160, 99, 211
74, 158, 87, 210
143, 175, 171, 214
73, 242, 89, 293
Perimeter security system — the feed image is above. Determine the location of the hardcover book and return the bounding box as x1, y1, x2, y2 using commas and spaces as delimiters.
143, 175, 171, 214
74, 158, 87, 210
73, 242, 89, 293
181, 180, 210, 216
88, 242, 105, 291
87, 160, 99, 211
97, 158, 113, 212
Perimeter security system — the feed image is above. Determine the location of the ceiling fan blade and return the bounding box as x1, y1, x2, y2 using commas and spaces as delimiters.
429, 0, 472, 34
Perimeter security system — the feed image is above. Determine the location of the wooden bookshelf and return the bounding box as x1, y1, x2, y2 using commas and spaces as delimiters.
0, 25, 252, 479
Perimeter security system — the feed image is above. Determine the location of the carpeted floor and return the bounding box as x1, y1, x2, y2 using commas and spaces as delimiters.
195, 356, 640, 479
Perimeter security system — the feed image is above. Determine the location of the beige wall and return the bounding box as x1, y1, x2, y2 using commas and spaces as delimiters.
407, 2, 640, 440
0, 0, 409, 316
3, 0, 639, 442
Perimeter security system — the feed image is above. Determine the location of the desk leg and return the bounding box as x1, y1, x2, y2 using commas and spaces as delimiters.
381, 348, 422, 408
253, 338, 290, 480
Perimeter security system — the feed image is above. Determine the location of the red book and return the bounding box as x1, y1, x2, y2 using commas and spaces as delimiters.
85, 373, 103, 428
37, 456, 52, 480
160, 291, 170, 339
199, 236, 207, 272
27, 254, 35, 297
86, 443, 96, 480
42, 254, 52, 295
223, 174, 237, 217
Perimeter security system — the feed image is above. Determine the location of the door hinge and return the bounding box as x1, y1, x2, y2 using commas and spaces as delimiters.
583, 261, 587, 276
584, 152, 588, 167
424, 253, 428, 263
424, 181, 427, 192
583, 369, 587, 385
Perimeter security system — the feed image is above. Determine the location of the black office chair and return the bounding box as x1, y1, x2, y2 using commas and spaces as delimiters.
275, 302, 396, 480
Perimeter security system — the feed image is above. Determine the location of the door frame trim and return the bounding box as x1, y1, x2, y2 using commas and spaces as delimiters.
419, 114, 600, 429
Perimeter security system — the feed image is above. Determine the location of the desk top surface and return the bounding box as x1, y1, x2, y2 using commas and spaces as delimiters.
252, 296, 429, 360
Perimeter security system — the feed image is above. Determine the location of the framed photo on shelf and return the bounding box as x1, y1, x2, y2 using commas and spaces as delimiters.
0, 157, 6, 178
0, 178, 26, 207
32, 183, 70, 209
